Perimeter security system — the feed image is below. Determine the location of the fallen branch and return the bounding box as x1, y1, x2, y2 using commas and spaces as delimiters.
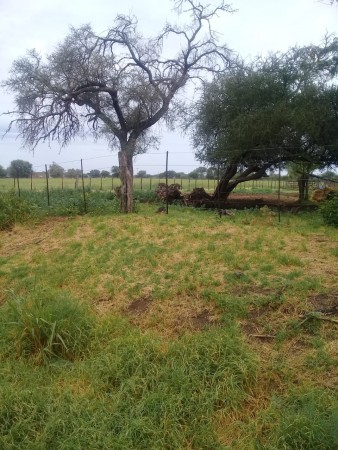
299, 312, 338, 325
249, 334, 276, 339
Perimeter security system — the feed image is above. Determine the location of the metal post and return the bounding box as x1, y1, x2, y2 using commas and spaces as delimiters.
17, 177, 21, 198
81, 159, 87, 213
45, 164, 50, 206
30, 172, 33, 190
100, 175, 103, 190
278, 155, 281, 223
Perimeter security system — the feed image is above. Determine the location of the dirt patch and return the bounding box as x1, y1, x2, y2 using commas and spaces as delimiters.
307, 293, 338, 314
94, 296, 115, 315
126, 296, 152, 315
191, 309, 218, 330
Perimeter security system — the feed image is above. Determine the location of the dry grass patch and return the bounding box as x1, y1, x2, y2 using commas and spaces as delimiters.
123, 294, 221, 337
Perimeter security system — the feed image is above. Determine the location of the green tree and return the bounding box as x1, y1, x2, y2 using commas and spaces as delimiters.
0, 165, 7, 177
188, 167, 207, 179
49, 162, 64, 178
65, 168, 81, 178
111, 166, 120, 178
157, 170, 178, 178
135, 170, 147, 178
3, 1, 233, 212
8, 159, 32, 178
206, 167, 217, 180
287, 162, 318, 202
89, 169, 101, 178
192, 38, 338, 200
101, 170, 111, 177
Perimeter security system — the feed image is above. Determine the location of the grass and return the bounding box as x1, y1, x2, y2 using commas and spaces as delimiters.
0, 204, 337, 448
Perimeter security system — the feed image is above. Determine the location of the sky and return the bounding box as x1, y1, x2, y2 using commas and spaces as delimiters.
0, 0, 337, 174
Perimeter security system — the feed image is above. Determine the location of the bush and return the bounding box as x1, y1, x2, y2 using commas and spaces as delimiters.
0, 191, 34, 230
0, 291, 95, 363
320, 195, 338, 226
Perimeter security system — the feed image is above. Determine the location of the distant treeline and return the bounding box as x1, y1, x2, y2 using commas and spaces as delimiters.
1, 160, 338, 181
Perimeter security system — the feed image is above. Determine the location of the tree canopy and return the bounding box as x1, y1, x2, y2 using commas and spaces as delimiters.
0, 165, 7, 178
192, 37, 338, 199
3, 0, 234, 212
7, 160, 33, 178
49, 162, 64, 178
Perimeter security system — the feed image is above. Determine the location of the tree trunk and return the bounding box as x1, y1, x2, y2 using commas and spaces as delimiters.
212, 164, 238, 200
297, 174, 309, 203
212, 164, 271, 200
119, 141, 135, 213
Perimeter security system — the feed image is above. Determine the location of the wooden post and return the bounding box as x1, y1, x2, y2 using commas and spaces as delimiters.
166, 151, 169, 214
17, 177, 21, 198
81, 159, 87, 213
45, 164, 50, 206
278, 155, 281, 223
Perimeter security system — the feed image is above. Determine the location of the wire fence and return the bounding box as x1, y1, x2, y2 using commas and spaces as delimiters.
1, 152, 337, 211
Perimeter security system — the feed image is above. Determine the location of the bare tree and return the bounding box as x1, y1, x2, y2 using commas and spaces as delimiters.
2, 0, 234, 212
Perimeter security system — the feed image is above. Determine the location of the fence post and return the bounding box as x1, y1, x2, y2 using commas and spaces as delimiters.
17, 177, 21, 198
61, 173, 64, 190
141, 177, 143, 191
217, 163, 221, 216
30, 172, 33, 190
278, 155, 281, 223
166, 151, 169, 214
150, 177, 152, 190
111, 175, 114, 190
100, 175, 103, 190
81, 159, 87, 213
45, 164, 50, 206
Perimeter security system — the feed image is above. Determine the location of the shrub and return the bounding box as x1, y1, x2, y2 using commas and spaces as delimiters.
0, 291, 95, 363
320, 194, 338, 226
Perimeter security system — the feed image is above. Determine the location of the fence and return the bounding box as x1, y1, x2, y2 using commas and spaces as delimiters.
1, 151, 337, 211
0, 174, 306, 193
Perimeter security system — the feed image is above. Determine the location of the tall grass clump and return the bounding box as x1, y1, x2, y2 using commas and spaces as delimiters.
0, 191, 35, 230
84, 325, 257, 449
320, 195, 338, 226
259, 388, 338, 450
0, 290, 95, 363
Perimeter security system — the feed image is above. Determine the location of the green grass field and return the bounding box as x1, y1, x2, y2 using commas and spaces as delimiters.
0, 175, 304, 195
0, 203, 337, 449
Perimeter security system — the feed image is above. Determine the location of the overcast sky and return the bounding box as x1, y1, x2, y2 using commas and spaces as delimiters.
0, 0, 337, 174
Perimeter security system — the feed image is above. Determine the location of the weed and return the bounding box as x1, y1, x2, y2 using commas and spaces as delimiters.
0, 191, 35, 230
320, 195, 338, 226
0, 290, 94, 363
259, 389, 338, 449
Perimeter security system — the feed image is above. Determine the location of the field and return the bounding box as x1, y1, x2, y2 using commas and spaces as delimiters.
0, 175, 307, 196
0, 201, 338, 449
